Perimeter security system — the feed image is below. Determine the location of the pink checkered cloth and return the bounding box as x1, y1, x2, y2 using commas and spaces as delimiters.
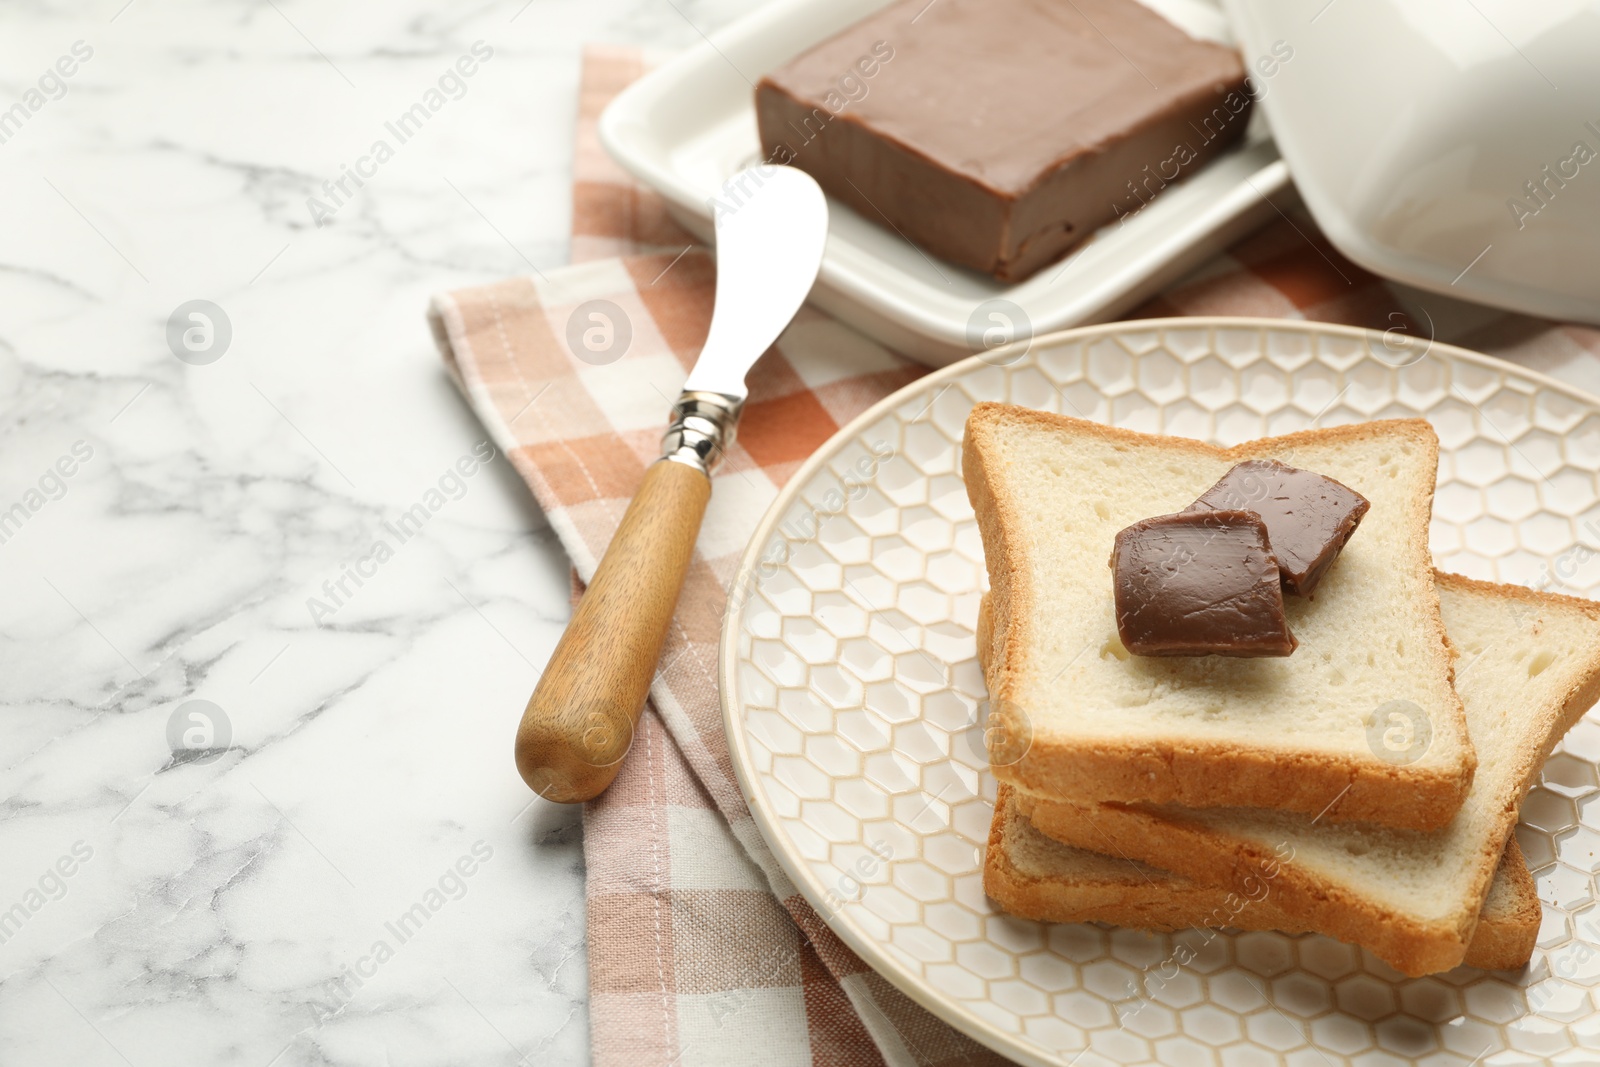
431, 44, 1600, 1067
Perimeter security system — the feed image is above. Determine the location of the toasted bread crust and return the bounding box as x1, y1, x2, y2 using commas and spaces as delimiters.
983, 785, 1537, 971
1466, 837, 1540, 971
963, 403, 1472, 831
1013, 574, 1600, 976
1018, 790, 1473, 975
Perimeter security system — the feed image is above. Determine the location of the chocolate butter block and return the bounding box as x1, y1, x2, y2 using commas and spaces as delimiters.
1111, 510, 1297, 658
1185, 460, 1371, 596
755, 0, 1252, 282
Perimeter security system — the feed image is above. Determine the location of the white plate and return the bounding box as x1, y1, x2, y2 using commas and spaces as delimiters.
1223, 0, 1600, 326
720, 317, 1600, 1066
599, 0, 1293, 367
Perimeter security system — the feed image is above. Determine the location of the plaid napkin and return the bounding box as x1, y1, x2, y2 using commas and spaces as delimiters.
431, 44, 1600, 1067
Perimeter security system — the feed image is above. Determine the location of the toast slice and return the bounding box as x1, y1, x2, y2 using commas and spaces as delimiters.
963, 405, 1472, 830
1016, 574, 1600, 975
985, 785, 1538, 971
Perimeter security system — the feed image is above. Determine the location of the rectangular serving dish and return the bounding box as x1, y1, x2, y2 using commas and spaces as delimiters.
598, 0, 1293, 366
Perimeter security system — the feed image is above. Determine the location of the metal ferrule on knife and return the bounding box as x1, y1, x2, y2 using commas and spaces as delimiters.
660, 391, 743, 475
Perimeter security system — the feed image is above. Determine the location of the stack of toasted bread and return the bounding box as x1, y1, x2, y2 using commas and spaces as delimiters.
963, 403, 1600, 976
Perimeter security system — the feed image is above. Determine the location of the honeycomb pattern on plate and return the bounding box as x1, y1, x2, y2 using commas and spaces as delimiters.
725, 323, 1600, 1067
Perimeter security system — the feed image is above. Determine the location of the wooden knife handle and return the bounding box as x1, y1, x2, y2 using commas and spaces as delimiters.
515, 457, 711, 803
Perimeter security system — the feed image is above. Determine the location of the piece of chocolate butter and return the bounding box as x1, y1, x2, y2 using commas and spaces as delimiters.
754, 0, 1252, 282
1111, 510, 1297, 658
1185, 460, 1371, 596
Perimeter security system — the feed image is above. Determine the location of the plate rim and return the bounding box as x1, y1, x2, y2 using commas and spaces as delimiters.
717, 314, 1600, 1067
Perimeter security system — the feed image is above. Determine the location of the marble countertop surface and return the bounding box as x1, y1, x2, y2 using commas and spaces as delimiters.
0, 1, 759, 1063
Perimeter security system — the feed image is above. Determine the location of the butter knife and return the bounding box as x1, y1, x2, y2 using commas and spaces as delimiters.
516, 165, 829, 803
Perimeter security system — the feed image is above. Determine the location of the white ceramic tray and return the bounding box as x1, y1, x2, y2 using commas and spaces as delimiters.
599, 0, 1292, 367
720, 317, 1600, 1066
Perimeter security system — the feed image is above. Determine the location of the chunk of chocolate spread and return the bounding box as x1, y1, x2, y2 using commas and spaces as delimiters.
754, 0, 1252, 281
1185, 460, 1370, 595
1111, 510, 1297, 658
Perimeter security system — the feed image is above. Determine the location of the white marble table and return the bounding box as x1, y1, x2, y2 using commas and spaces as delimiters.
0, 2, 759, 1063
